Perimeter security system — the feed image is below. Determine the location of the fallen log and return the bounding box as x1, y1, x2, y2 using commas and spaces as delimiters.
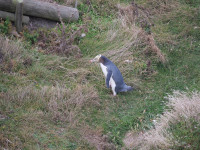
0, 10, 29, 24
0, 0, 79, 22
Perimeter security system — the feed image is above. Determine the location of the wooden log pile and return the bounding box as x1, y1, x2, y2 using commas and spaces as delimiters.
0, 0, 79, 32
0, 10, 29, 24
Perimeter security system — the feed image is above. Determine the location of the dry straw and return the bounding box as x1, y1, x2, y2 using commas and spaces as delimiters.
104, 3, 166, 64
1, 83, 99, 125
123, 91, 200, 150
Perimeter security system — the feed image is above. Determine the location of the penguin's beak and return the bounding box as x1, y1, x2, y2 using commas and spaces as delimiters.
90, 59, 94, 63
90, 55, 101, 63
90, 59, 97, 63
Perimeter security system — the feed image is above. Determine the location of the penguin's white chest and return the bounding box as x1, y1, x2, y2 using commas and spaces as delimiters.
100, 63, 108, 77
100, 63, 116, 90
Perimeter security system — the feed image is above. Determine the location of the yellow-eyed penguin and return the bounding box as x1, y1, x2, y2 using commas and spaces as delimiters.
90, 54, 133, 96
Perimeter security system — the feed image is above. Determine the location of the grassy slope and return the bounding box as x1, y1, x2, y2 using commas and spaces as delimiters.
79, 0, 200, 147
0, 0, 200, 149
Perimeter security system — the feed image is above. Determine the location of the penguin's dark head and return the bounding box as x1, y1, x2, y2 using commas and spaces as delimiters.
90, 54, 104, 63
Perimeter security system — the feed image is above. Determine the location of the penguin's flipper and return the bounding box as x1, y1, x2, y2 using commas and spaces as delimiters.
106, 69, 112, 88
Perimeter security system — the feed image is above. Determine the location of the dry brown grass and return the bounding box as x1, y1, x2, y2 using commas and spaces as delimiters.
145, 0, 179, 15
104, 2, 166, 65
104, 4, 142, 62
123, 91, 200, 150
143, 32, 166, 64
67, 68, 91, 84
37, 0, 77, 6
81, 126, 116, 150
0, 35, 26, 72
1, 83, 99, 124
0, 36, 22, 62
0, 83, 100, 148
0, 133, 23, 150
48, 84, 100, 124
36, 18, 87, 58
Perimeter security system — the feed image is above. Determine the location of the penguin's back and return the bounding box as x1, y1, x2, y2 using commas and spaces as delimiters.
106, 63, 125, 90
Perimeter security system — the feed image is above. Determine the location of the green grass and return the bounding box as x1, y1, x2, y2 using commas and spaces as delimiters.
170, 119, 200, 150
0, 0, 200, 149
78, 0, 200, 147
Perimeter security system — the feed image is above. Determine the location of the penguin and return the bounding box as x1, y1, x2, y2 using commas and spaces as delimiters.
90, 54, 133, 96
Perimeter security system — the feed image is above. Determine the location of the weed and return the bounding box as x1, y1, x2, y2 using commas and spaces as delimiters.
0, 18, 11, 35
23, 31, 39, 45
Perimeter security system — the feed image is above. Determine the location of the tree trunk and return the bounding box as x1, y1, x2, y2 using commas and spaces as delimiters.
0, 0, 79, 22
0, 10, 29, 24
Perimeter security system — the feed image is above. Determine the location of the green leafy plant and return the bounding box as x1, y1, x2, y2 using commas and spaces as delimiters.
23, 31, 39, 45
0, 18, 11, 34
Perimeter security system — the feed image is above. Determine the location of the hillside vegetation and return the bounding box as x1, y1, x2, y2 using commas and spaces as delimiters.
0, 0, 200, 149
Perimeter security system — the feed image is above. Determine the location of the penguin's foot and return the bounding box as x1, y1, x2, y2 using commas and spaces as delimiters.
110, 94, 117, 97
112, 92, 117, 96
108, 91, 117, 97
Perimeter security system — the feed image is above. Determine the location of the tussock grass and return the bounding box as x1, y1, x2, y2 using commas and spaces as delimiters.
124, 91, 200, 150
1, 83, 99, 123
0, 35, 22, 63
104, 3, 166, 64
0, 83, 100, 149
104, 4, 142, 61
0, 35, 34, 75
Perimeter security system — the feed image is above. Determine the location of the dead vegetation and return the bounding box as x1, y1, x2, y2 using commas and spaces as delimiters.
67, 68, 91, 84
123, 91, 200, 150
145, 0, 179, 15
0, 83, 100, 149
1, 83, 99, 124
81, 126, 116, 150
38, 0, 77, 6
0, 35, 27, 72
48, 84, 100, 124
36, 18, 87, 58
0, 36, 21, 62
105, 2, 166, 64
